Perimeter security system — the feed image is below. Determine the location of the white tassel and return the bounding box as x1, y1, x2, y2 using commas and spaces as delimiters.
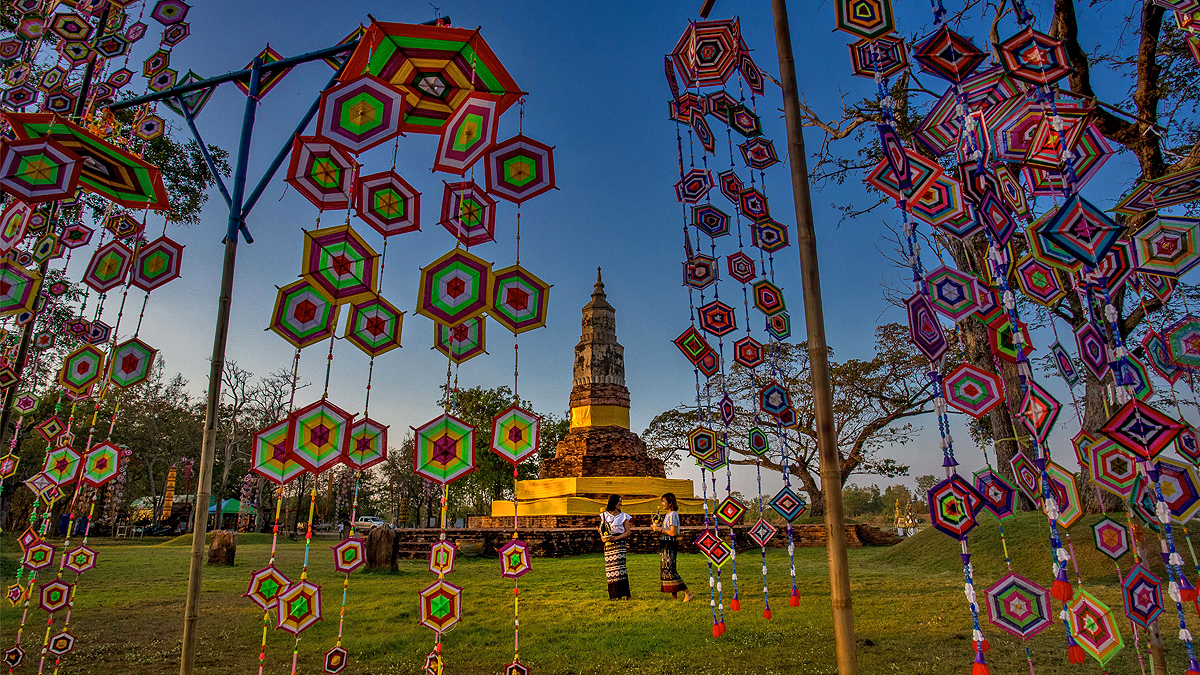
973, 629, 984, 642
1157, 501, 1171, 524
1170, 582, 1182, 603
709, 577, 715, 588
1171, 553, 1184, 567
1057, 548, 1071, 563
1181, 628, 1193, 642
1105, 304, 1117, 322
1060, 608, 1069, 621
731, 573, 738, 581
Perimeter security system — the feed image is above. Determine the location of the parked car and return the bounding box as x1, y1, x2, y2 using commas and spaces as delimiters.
312, 521, 333, 532
354, 516, 385, 533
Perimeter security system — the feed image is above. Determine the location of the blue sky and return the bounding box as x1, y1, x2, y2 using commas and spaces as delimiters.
107, 0, 1190, 500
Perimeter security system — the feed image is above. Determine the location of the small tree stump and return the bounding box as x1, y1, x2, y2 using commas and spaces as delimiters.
365, 526, 397, 571
207, 530, 236, 566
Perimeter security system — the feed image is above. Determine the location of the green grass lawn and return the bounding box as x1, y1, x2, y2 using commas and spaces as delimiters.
3, 514, 1200, 674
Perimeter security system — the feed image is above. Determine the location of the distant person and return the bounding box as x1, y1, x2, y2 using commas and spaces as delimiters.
338, 521, 345, 540
651, 493, 692, 602
599, 494, 633, 600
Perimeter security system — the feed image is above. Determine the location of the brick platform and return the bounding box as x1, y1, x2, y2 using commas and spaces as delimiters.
393, 523, 895, 559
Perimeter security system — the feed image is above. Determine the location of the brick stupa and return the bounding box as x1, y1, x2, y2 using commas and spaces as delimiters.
488, 270, 707, 525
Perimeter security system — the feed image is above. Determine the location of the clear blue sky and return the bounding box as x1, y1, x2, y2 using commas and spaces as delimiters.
115, 0, 1182, 499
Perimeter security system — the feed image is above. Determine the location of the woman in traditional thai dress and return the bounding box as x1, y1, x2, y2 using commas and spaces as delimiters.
652, 493, 692, 601
600, 494, 633, 599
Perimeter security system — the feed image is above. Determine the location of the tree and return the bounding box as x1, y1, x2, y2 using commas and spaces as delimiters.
645, 323, 938, 514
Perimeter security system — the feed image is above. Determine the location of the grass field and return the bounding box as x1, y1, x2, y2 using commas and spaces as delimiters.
3, 514, 1200, 674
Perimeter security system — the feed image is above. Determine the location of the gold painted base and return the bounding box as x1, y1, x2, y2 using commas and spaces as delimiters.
492, 476, 709, 516
490, 495, 712, 517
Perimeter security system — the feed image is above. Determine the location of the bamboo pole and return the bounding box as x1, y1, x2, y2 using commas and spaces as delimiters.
767, 1, 859, 672
178, 59, 262, 675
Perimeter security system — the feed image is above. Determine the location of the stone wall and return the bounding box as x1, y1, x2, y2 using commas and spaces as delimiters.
394, 523, 881, 559
539, 426, 666, 479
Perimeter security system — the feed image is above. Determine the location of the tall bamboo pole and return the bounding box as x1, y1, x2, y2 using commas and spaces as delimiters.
178, 59, 262, 675
768, 1, 859, 672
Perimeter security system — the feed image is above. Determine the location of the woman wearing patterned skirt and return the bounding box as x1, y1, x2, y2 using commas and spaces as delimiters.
599, 494, 633, 599
652, 493, 692, 601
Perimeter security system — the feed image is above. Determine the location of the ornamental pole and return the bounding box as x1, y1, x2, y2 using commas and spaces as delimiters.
768, 0, 860, 672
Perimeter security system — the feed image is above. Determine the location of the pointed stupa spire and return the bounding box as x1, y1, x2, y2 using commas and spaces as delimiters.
575, 268, 622, 386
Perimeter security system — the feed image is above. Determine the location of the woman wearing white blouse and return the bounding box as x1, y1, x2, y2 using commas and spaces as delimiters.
599, 494, 633, 599
651, 493, 692, 601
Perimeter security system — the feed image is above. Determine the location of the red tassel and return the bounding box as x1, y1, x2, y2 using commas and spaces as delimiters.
712, 624, 720, 637
1068, 644, 1085, 664
1183, 586, 1199, 602
763, 609, 772, 620
1186, 670, 1200, 675
1052, 579, 1074, 604
717, 621, 726, 636
974, 639, 991, 654
731, 598, 741, 612
788, 591, 800, 607
972, 661, 991, 675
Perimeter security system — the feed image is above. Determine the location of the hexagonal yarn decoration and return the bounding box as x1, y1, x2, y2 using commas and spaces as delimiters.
504, 660, 531, 675
733, 336, 764, 369
1122, 564, 1164, 629
912, 25, 986, 83
0, 201, 30, 253
834, 0, 895, 39
414, 413, 476, 485
683, 253, 718, 290
1088, 439, 1137, 499
276, 580, 322, 635
1092, 517, 1129, 561
346, 417, 388, 471
301, 224, 379, 304
287, 399, 353, 474
687, 426, 719, 463
941, 364, 1004, 419
759, 381, 791, 417
81, 442, 121, 488
489, 264, 551, 334
13, 392, 36, 414
726, 251, 755, 284
490, 404, 540, 466
498, 539, 532, 579
849, 34, 908, 79
419, 579, 463, 634
39, 579, 72, 613
984, 572, 1052, 641
60, 222, 93, 249
2, 645, 23, 669
1018, 380, 1061, 446
433, 93, 500, 174
46, 631, 75, 656
1133, 216, 1200, 278
108, 338, 157, 389
674, 168, 714, 204
343, 294, 405, 358
0, 259, 42, 316
716, 496, 747, 526
0, 137, 82, 205
355, 170, 421, 237
63, 545, 97, 574
332, 537, 366, 574
697, 300, 737, 336
269, 279, 339, 350
998, 27, 1070, 85
1040, 195, 1124, 267
692, 204, 730, 238
484, 134, 556, 204
924, 265, 981, 322
1042, 461, 1083, 529
42, 445, 81, 486
770, 486, 807, 522
151, 0, 190, 25
250, 419, 304, 486
751, 279, 786, 317
416, 248, 494, 328
906, 293, 948, 362
1067, 589, 1124, 666
428, 539, 457, 576
740, 137, 780, 170
285, 135, 356, 211
23, 541, 55, 571
324, 646, 349, 674
245, 565, 291, 610
748, 427, 769, 456
131, 236, 183, 291
697, 438, 729, 472
435, 317, 487, 364
82, 240, 134, 293
0, 453, 17, 479
1156, 457, 1200, 524
1014, 255, 1066, 307
440, 181, 497, 246
316, 74, 406, 155
927, 476, 984, 538
668, 19, 741, 87
972, 468, 1016, 520
751, 219, 789, 252
1101, 398, 1185, 461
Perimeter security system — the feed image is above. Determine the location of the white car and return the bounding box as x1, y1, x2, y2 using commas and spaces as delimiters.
354, 516, 385, 532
